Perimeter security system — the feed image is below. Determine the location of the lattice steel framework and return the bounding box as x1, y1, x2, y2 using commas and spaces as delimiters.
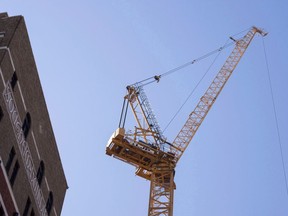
106, 26, 267, 216
148, 164, 175, 216
125, 84, 165, 148
171, 27, 267, 163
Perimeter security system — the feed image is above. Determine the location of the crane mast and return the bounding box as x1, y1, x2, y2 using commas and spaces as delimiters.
106, 26, 267, 216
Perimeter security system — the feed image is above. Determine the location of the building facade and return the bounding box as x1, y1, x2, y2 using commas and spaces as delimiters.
0, 13, 67, 216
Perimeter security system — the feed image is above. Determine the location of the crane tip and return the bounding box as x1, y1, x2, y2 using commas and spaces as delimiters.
252, 26, 268, 37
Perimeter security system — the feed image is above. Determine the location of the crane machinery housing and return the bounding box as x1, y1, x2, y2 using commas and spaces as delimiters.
106, 26, 267, 216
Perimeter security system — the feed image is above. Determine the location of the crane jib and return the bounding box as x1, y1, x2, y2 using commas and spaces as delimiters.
171, 27, 267, 164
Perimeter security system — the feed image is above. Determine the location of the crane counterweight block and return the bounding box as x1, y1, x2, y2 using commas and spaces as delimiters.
106, 128, 177, 179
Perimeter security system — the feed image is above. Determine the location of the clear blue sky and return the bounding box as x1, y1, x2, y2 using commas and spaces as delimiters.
2, 1, 288, 216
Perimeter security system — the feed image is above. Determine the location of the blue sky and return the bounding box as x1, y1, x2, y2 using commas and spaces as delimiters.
2, 1, 288, 215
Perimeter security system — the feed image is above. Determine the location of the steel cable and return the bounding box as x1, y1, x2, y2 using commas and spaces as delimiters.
262, 37, 288, 197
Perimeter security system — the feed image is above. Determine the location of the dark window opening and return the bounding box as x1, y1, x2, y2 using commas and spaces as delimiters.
5, 146, 16, 174
37, 161, 45, 186
10, 160, 19, 187
22, 112, 31, 139
30, 209, 35, 216
0, 203, 5, 216
46, 192, 53, 216
23, 197, 31, 216
10, 71, 18, 90
0, 106, 3, 122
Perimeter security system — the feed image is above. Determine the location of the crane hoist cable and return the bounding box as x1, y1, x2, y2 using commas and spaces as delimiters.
125, 28, 254, 132
120, 38, 235, 129
129, 41, 234, 88
164, 27, 268, 133
121, 29, 251, 131
121, 27, 256, 131
163, 38, 230, 132
262, 37, 288, 197
129, 27, 253, 88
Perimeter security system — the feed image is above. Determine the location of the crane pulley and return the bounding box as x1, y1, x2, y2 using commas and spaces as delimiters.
106, 26, 267, 216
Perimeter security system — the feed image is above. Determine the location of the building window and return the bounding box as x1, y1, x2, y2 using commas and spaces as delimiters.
22, 112, 31, 139
10, 160, 19, 187
30, 209, 35, 216
0, 203, 5, 216
5, 146, 16, 174
0, 106, 3, 121
10, 71, 18, 90
37, 161, 45, 186
22, 197, 31, 216
46, 192, 53, 216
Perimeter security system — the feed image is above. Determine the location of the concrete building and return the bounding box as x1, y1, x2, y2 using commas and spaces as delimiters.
0, 12, 67, 216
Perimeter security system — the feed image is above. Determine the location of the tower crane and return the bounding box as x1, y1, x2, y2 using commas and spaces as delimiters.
106, 26, 267, 216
